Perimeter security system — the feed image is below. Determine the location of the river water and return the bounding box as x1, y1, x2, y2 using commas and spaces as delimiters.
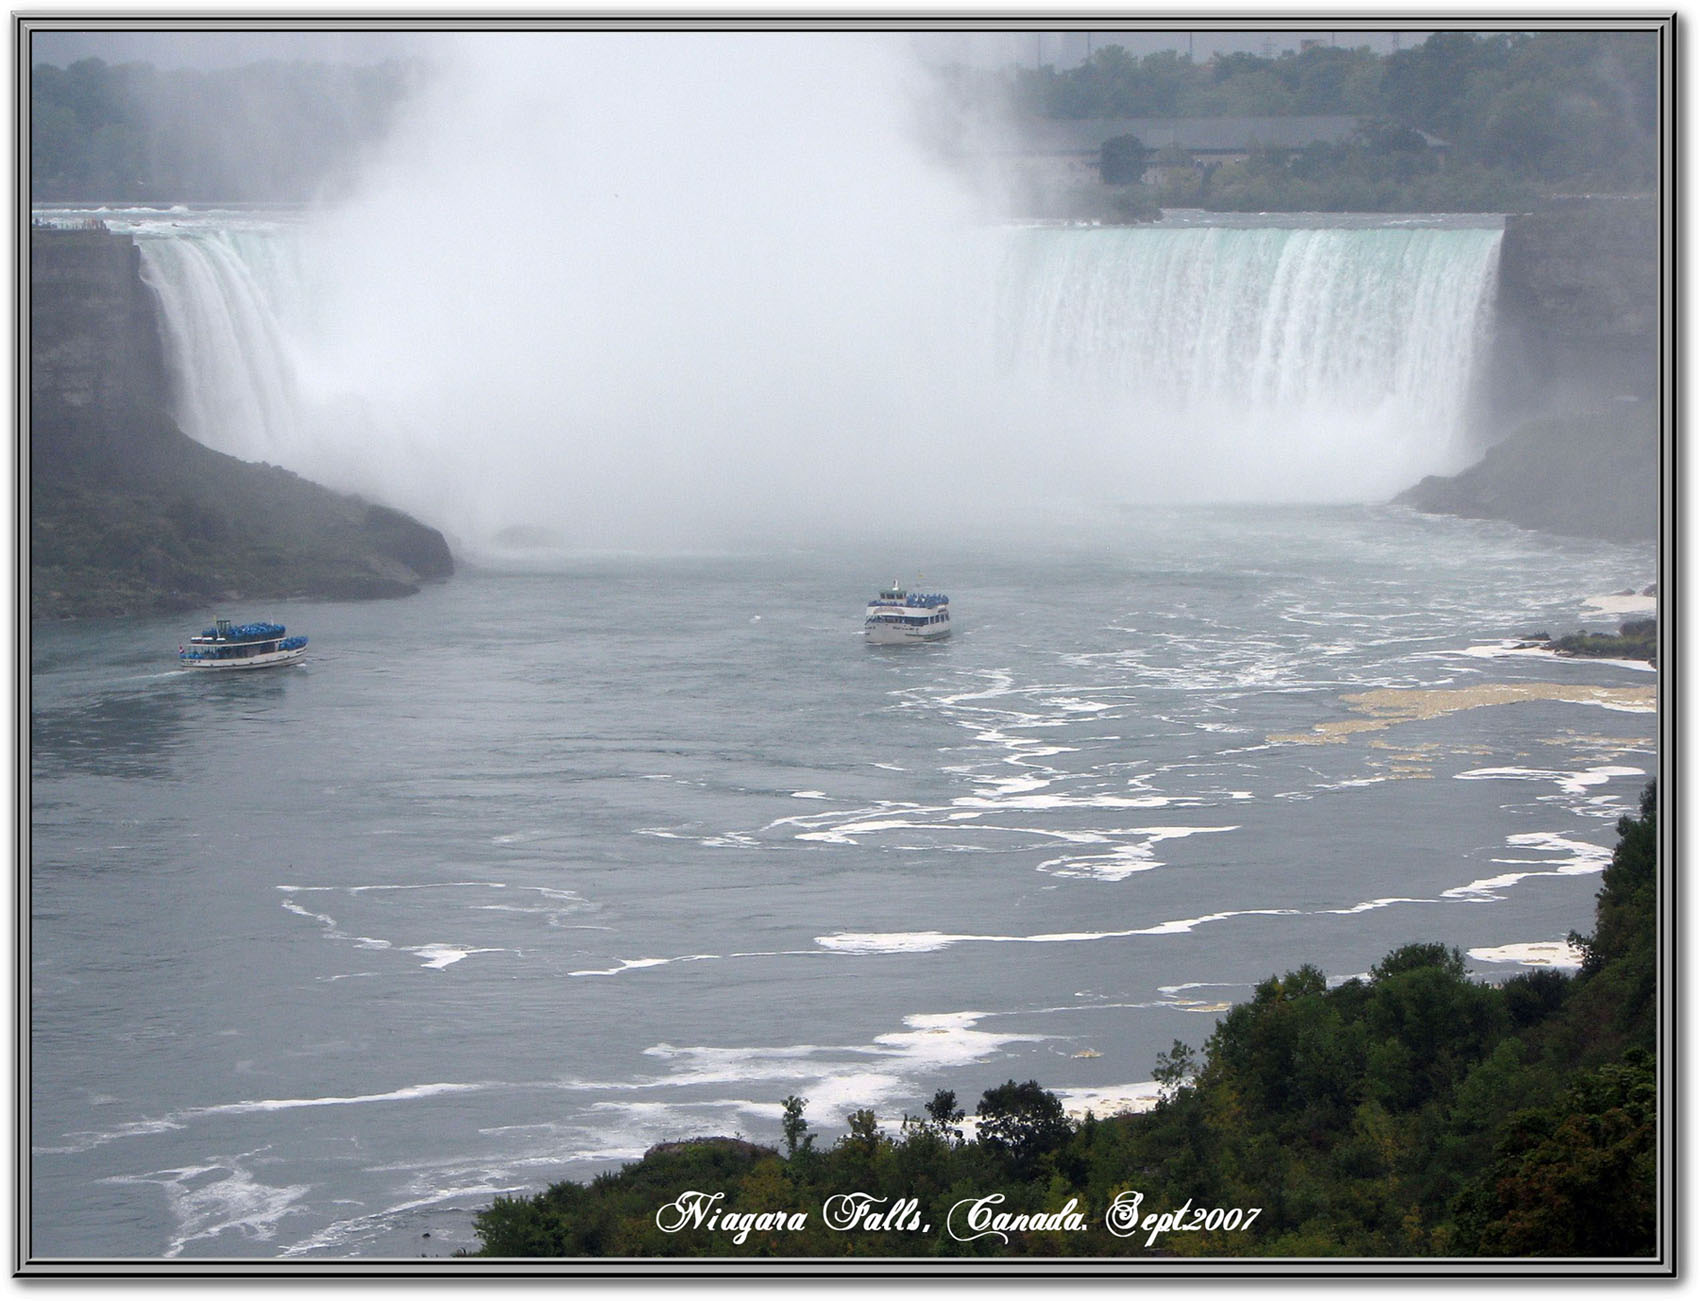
28, 504, 1657, 1260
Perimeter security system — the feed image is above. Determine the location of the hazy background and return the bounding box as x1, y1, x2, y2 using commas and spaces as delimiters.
34, 21, 1649, 557
31, 26, 1432, 73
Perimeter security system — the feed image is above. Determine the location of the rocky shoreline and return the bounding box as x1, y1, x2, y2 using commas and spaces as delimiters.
1513, 606, 1658, 666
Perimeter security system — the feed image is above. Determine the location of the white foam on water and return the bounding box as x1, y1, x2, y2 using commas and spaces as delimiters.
1452, 641, 1656, 673
1445, 832, 1612, 901
1036, 842, 1165, 881
193, 1082, 489, 1117
1316, 896, 1435, 916
279, 899, 341, 932
407, 943, 503, 970
276, 881, 595, 972
814, 931, 965, 954
1035, 824, 1239, 881
576, 1010, 1050, 1138
1156, 981, 1246, 999
1454, 641, 1550, 660
815, 907, 1303, 955
1132, 908, 1303, 936
964, 771, 1058, 800
35, 1114, 187, 1156
278, 1182, 517, 1257
951, 791, 1181, 811
105, 1157, 312, 1258
47, 1082, 491, 1159
873, 1010, 1045, 1071
1455, 763, 1645, 797
568, 954, 719, 977
793, 814, 927, 844
629, 1050, 897, 1113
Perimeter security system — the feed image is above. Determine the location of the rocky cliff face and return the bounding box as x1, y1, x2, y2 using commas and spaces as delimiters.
30, 226, 454, 619
1491, 197, 1661, 415
32, 230, 168, 402
1402, 198, 1662, 542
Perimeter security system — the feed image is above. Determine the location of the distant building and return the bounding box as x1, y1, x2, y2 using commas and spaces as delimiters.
1004, 115, 1449, 187
1010, 116, 1349, 187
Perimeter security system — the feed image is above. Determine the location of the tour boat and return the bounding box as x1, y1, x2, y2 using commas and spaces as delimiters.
179, 618, 308, 670
864, 583, 951, 644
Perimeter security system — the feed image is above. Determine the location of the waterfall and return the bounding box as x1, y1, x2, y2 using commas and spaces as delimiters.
133, 216, 1504, 548
137, 223, 423, 524
992, 222, 1504, 501
138, 229, 311, 466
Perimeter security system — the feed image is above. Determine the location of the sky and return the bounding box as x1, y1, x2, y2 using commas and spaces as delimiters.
28, 23, 1432, 73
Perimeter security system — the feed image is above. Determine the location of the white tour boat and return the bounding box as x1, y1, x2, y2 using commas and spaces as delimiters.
864, 583, 951, 644
179, 618, 308, 670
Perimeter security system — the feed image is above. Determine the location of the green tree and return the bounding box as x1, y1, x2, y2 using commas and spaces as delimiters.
1152, 1039, 1198, 1102
1567, 783, 1658, 1051
781, 1094, 813, 1158
924, 1088, 966, 1143
976, 1080, 1072, 1174
1099, 133, 1150, 185
1452, 1053, 1656, 1255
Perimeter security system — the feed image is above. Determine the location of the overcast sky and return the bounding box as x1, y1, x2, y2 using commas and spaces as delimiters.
30, 25, 1429, 73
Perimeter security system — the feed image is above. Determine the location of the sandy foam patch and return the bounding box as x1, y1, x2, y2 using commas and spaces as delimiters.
1468, 940, 1585, 969
1055, 1082, 1161, 1120
1270, 683, 1656, 745
1582, 592, 1656, 617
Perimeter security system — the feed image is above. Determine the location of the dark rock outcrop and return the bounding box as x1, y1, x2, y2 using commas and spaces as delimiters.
30, 225, 455, 620
1396, 405, 1659, 542
641, 1138, 778, 1162
1404, 198, 1662, 541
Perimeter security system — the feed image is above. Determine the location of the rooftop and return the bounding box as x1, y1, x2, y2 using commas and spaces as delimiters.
1014, 116, 1371, 154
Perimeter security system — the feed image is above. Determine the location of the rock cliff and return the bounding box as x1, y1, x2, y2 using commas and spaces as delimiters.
1396, 405, 1658, 542
1401, 197, 1662, 542
30, 226, 454, 620
1492, 197, 1661, 413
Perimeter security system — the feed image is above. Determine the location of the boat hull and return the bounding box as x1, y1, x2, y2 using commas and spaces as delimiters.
180, 645, 307, 670
864, 619, 951, 645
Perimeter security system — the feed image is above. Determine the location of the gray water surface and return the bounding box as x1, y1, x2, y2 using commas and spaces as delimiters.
28, 505, 1657, 1259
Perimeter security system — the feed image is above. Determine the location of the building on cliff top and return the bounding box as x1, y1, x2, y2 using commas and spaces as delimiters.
1004, 115, 1448, 188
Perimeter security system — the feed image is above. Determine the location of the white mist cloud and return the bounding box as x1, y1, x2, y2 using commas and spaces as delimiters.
133, 31, 1502, 554
289, 32, 1036, 552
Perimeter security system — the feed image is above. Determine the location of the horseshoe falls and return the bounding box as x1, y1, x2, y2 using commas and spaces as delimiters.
130, 212, 1504, 553
994, 221, 1504, 502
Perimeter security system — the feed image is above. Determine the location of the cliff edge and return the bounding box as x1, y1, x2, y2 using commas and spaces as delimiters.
29, 226, 454, 620
1398, 198, 1662, 543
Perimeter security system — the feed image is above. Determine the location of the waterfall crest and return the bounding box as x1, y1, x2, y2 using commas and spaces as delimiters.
134, 216, 1504, 550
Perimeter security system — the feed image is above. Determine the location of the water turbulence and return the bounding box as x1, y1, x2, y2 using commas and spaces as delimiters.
132, 34, 1505, 553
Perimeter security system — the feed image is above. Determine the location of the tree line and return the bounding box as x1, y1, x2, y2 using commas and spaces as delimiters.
944, 30, 1659, 212
30, 56, 423, 202
32, 30, 1659, 212
471, 783, 1659, 1258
